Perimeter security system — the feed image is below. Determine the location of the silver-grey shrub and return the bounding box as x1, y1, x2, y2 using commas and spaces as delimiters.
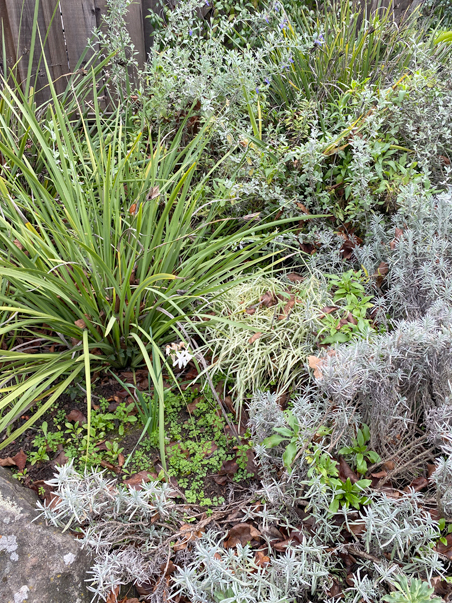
172, 529, 334, 603
37, 462, 177, 601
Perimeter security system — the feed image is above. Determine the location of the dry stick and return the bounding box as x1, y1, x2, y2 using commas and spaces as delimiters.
156, 307, 240, 439
366, 434, 430, 474
379, 446, 437, 486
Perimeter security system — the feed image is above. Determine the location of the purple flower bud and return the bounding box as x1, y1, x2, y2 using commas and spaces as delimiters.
265, 15, 269, 23
189, 29, 193, 36
256, 88, 259, 94
205, 0, 210, 5
265, 77, 270, 85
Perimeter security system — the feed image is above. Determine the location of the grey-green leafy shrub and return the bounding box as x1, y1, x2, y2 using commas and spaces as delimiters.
314, 303, 452, 477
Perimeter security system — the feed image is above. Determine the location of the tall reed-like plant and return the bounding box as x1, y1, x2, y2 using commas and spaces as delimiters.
269, 0, 447, 107
0, 73, 318, 449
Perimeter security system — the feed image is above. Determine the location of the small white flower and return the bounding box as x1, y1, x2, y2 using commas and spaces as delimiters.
165, 342, 192, 369
172, 349, 193, 369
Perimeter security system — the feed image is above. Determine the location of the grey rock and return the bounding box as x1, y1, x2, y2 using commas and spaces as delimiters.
0, 467, 92, 603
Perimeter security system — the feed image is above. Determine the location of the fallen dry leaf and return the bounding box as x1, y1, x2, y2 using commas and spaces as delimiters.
14, 449, 27, 471
147, 186, 160, 200
338, 457, 358, 484
74, 318, 87, 329
404, 476, 428, 493
372, 261, 389, 287
106, 586, 120, 603
260, 291, 277, 308
319, 305, 338, 318
286, 272, 304, 283
52, 449, 68, 467
295, 203, 310, 214
174, 524, 204, 551
128, 203, 137, 215
278, 294, 296, 320
435, 534, 452, 560
125, 470, 158, 490
224, 523, 261, 548
248, 332, 262, 344
254, 551, 270, 567
0, 457, 17, 468
308, 355, 324, 380
66, 409, 87, 424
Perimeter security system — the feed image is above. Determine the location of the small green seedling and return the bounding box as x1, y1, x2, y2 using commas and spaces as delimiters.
339, 424, 381, 474
263, 410, 301, 471
306, 445, 371, 514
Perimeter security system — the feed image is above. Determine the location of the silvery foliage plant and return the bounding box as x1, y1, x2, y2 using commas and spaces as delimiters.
144, 0, 302, 122
356, 189, 452, 319
172, 529, 334, 603
37, 462, 177, 601
357, 492, 444, 578
314, 304, 452, 470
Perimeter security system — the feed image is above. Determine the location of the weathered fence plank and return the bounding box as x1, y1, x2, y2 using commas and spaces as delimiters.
59, 0, 97, 71
0, 1, 16, 76
3, 0, 56, 104
40, 0, 68, 94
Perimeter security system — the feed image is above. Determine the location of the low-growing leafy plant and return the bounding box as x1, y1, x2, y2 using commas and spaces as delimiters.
262, 409, 301, 470
339, 424, 381, 475
305, 446, 371, 514
382, 576, 443, 603
319, 270, 376, 344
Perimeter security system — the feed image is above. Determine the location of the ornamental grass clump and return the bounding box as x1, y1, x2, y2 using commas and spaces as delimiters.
203, 274, 333, 404
0, 73, 306, 449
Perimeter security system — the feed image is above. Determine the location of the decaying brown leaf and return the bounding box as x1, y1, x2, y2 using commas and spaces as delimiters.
248, 332, 262, 344
286, 272, 304, 283
338, 457, 358, 484
74, 318, 87, 329
254, 551, 270, 567
435, 534, 452, 560
308, 355, 324, 380
10, 450, 27, 471
0, 457, 17, 468
66, 409, 87, 424
224, 523, 261, 548
404, 476, 428, 493
295, 203, 310, 214
147, 186, 160, 200
260, 291, 277, 308
106, 586, 120, 603
174, 524, 204, 551
124, 470, 158, 490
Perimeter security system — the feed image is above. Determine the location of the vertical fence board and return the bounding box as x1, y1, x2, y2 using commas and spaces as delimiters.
40, 0, 68, 95
3, 0, 56, 105
0, 0, 16, 76
126, 0, 146, 68
142, 0, 160, 56
59, 0, 97, 71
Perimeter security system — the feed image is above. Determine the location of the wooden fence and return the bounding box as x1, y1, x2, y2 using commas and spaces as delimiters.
0, 0, 424, 105
0, 0, 159, 104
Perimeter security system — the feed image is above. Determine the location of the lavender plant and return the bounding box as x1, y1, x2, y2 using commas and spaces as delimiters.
37, 462, 178, 601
